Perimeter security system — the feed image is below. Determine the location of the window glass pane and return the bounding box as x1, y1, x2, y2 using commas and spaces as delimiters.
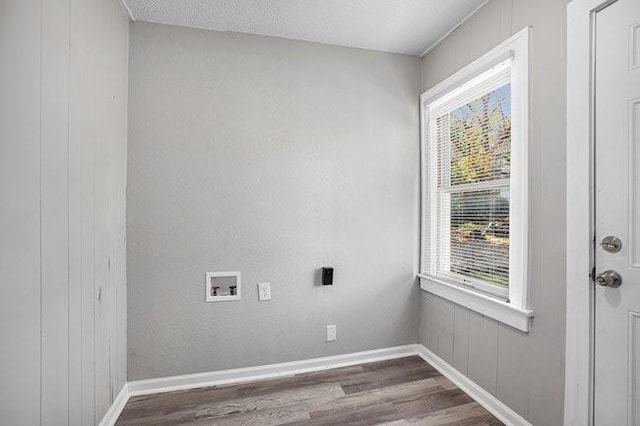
447, 83, 511, 186
444, 188, 510, 287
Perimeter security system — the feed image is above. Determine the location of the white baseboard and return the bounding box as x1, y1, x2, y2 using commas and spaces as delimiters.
128, 344, 420, 397
99, 344, 530, 426
415, 345, 532, 426
98, 383, 129, 426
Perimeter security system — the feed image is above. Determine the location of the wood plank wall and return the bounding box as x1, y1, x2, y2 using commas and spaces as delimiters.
0, 0, 129, 424
419, 1, 569, 425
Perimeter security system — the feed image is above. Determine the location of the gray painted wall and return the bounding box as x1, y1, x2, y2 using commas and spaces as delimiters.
127, 22, 421, 381
419, 1, 568, 425
0, 0, 129, 424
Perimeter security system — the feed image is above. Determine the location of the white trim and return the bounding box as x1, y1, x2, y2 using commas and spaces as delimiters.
419, 27, 532, 325
127, 345, 419, 397
98, 345, 529, 425
416, 345, 533, 426
565, 1, 618, 425
437, 269, 509, 299
97, 383, 129, 426
507, 27, 530, 311
420, 28, 529, 105
118, 0, 135, 22
419, 275, 533, 332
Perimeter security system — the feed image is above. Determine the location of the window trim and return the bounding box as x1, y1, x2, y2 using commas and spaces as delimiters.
417, 273, 534, 332
419, 27, 533, 332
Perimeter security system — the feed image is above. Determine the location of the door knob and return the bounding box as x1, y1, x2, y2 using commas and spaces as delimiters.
595, 270, 622, 288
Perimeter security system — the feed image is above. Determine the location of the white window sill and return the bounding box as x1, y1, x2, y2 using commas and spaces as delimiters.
418, 274, 534, 332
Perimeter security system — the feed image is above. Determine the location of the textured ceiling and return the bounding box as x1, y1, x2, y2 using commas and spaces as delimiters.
123, 0, 487, 56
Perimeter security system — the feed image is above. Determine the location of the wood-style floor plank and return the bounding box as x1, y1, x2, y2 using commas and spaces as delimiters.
115, 356, 503, 426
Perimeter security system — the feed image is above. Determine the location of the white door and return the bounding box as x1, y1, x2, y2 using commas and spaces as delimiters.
595, 0, 640, 424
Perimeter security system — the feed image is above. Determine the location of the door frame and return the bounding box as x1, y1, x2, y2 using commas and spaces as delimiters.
565, 0, 619, 425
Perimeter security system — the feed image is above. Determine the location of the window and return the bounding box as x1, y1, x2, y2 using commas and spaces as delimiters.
419, 28, 533, 332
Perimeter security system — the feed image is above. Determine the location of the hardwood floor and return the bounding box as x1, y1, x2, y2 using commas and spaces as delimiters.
116, 356, 503, 425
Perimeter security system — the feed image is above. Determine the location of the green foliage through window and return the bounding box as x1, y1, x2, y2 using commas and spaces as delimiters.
439, 83, 511, 288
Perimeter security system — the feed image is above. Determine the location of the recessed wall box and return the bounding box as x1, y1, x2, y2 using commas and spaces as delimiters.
206, 271, 241, 302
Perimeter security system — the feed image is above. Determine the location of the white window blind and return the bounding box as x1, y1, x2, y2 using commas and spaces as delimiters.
419, 27, 531, 331
424, 60, 513, 298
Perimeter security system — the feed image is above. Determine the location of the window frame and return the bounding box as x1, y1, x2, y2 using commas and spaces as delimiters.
418, 27, 534, 332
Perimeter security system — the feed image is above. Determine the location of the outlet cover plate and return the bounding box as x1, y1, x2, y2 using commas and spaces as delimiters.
326, 324, 336, 342
258, 282, 271, 301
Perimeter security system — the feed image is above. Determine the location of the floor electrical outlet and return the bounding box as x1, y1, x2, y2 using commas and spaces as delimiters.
258, 282, 271, 301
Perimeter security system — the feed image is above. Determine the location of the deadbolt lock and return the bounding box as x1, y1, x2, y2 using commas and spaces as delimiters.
595, 270, 622, 288
600, 236, 622, 253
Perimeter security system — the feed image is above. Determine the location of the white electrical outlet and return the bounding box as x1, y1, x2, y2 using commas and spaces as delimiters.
326, 324, 336, 342
257, 282, 271, 301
